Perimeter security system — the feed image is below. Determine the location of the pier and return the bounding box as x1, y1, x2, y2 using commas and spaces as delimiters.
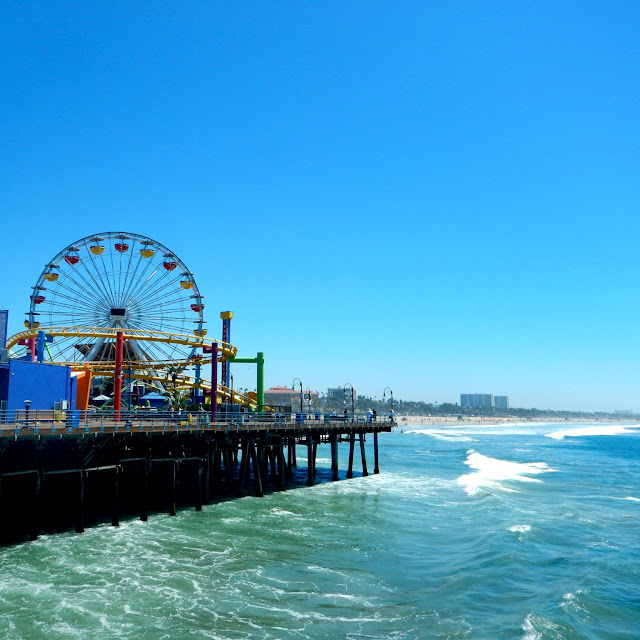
0, 410, 393, 543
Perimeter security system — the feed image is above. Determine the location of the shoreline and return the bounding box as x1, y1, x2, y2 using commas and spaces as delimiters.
395, 415, 639, 426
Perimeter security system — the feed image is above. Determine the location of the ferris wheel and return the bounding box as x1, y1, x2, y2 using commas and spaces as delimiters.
25, 231, 206, 366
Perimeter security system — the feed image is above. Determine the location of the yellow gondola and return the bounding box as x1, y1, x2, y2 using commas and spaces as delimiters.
180, 280, 194, 289
140, 248, 155, 258
24, 321, 40, 329
90, 245, 105, 255
44, 272, 59, 282
194, 329, 208, 337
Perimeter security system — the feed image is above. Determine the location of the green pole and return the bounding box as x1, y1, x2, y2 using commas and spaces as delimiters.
257, 352, 264, 411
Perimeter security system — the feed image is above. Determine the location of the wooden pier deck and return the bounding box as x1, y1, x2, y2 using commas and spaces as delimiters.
0, 412, 394, 544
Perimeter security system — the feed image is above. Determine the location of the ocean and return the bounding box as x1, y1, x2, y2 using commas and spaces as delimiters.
1, 421, 638, 639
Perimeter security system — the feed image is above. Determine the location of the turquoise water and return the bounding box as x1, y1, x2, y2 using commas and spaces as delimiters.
1, 422, 639, 639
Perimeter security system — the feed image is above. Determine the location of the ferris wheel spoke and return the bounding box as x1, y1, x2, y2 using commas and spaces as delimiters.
125, 266, 179, 310
45, 290, 106, 315
119, 237, 150, 307
53, 266, 111, 312
76, 249, 116, 307
122, 266, 167, 311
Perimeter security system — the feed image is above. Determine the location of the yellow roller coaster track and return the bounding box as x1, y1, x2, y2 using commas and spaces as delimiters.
6, 326, 237, 359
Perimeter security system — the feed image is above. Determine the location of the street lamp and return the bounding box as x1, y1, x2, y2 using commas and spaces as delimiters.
24, 399, 32, 426
383, 387, 394, 411
344, 383, 354, 421
292, 378, 303, 414
230, 374, 234, 417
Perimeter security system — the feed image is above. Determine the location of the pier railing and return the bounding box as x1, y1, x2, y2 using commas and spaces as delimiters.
0, 409, 395, 435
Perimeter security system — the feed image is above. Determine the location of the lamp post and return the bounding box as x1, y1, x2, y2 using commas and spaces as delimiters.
383, 387, 394, 411
292, 378, 303, 414
24, 399, 32, 426
230, 374, 234, 418
344, 383, 354, 422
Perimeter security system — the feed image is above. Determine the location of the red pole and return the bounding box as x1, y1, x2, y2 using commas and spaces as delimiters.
28, 337, 36, 362
114, 331, 124, 418
211, 342, 219, 422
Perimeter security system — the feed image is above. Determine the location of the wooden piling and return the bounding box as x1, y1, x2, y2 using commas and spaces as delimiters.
373, 431, 380, 474
359, 433, 368, 477
330, 433, 339, 481
195, 459, 203, 511
347, 432, 355, 479
29, 471, 40, 541
112, 466, 120, 526
249, 439, 263, 497
141, 460, 149, 522
170, 461, 177, 516
307, 437, 314, 486
76, 470, 85, 534
277, 437, 285, 491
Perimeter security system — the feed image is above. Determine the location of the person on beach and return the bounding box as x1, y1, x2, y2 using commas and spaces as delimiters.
344, 408, 348, 422
389, 409, 395, 421
367, 409, 373, 423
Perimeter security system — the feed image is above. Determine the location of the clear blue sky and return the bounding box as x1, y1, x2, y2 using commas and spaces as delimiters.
1, 2, 638, 411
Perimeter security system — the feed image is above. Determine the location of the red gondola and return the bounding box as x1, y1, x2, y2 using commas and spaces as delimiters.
191, 303, 204, 312
163, 261, 177, 271
32, 295, 45, 304
115, 243, 129, 253
65, 255, 80, 265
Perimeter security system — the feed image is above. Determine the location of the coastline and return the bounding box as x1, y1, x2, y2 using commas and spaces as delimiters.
395, 415, 639, 426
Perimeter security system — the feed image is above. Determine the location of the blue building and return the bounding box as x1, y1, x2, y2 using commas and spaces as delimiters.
0, 310, 77, 414
0, 359, 77, 413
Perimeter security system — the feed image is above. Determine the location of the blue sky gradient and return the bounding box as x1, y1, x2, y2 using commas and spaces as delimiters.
1, 2, 638, 410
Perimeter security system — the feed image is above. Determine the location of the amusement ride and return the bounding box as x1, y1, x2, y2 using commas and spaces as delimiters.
6, 232, 259, 410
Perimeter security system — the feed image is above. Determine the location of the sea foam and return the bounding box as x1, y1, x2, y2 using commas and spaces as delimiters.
545, 424, 640, 440
457, 451, 556, 496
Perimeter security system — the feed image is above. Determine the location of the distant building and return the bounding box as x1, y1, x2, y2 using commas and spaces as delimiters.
264, 386, 318, 409
460, 393, 494, 408
327, 387, 357, 401
614, 409, 634, 416
494, 396, 510, 410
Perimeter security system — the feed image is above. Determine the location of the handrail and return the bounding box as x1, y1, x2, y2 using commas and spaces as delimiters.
0, 408, 396, 433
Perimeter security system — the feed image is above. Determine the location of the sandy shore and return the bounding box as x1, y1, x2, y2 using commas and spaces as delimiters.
395, 415, 638, 426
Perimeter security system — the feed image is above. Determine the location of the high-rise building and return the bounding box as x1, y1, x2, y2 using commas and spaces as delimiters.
460, 393, 494, 408
494, 396, 510, 410
327, 387, 357, 401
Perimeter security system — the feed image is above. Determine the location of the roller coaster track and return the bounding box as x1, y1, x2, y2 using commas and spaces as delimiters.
6, 326, 259, 408
6, 326, 237, 359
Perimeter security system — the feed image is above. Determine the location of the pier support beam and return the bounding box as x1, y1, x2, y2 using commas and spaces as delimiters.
373, 431, 380, 474
29, 470, 41, 541
203, 442, 211, 505
195, 459, 203, 511
249, 439, 263, 497
76, 470, 85, 534
347, 432, 355, 479
277, 437, 285, 491
238, 439, 249, 497
170, 461, 177, 516
112, 466, 120, 526
330, 433, 339, 481
307, 437, 314, 487
359, 433, 368, 477
141, 460, 149, 522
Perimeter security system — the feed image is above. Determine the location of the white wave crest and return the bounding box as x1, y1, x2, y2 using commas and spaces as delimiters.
405, 429, 474, 442
508, 524, 532, 533
546, 424, 640, 440
457, 451, 556, 496
625, 496, 640, 502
